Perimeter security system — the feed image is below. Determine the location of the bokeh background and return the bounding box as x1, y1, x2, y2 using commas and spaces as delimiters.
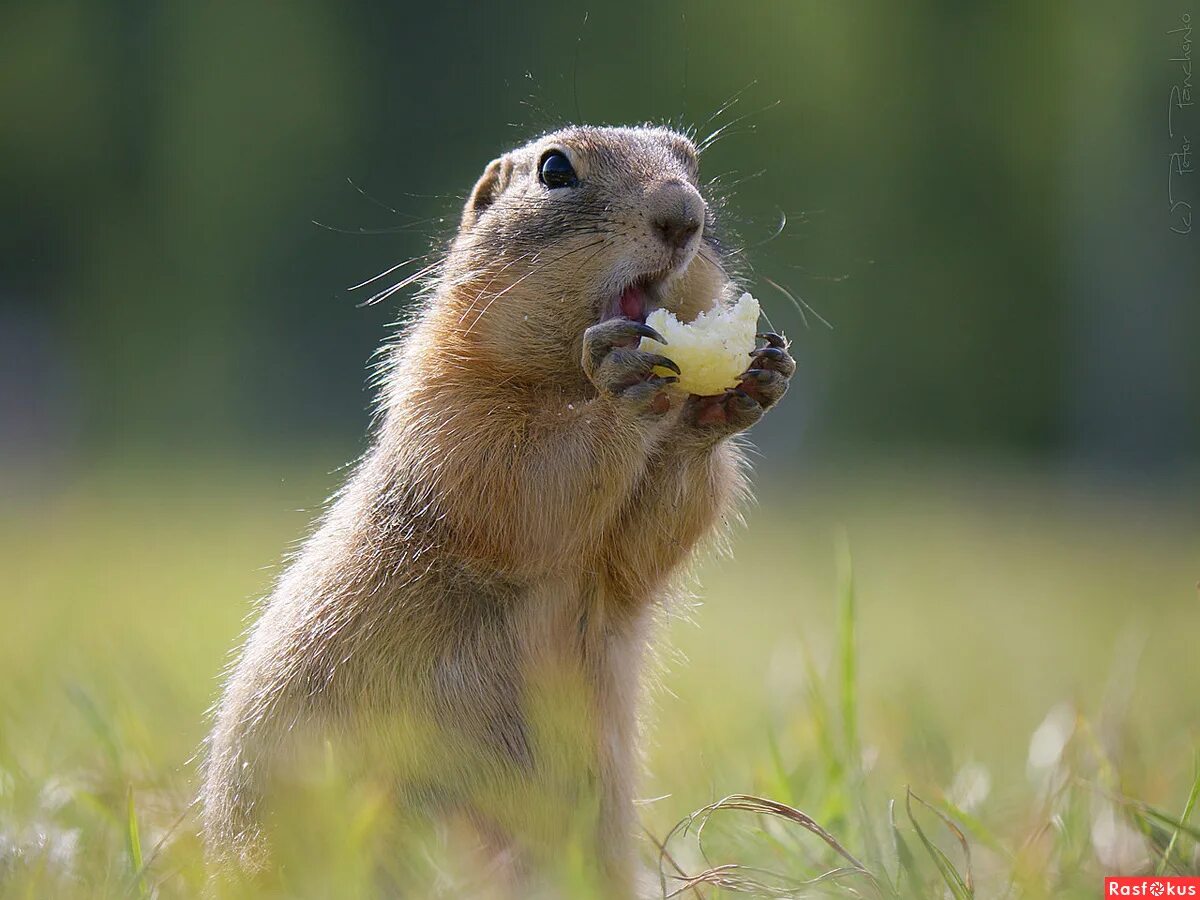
2, 1, 1197, 896
4, 0, 1198, 465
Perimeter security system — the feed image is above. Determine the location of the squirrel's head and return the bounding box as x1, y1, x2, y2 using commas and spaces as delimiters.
433, 125, 733, 383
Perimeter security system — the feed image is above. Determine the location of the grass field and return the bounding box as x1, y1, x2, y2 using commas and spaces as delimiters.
1, 456, 1197, 898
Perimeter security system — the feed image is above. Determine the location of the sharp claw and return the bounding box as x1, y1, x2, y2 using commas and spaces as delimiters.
756, 332, 787, 348
646, 354, 681, 376
630, 321, 667, 345
651, 375, 680, 386
740, 368, 773, 383
749, 346, 786, 363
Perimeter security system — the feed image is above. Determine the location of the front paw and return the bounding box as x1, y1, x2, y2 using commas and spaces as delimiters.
680, 332, 794, 437
582, 318, 680, 416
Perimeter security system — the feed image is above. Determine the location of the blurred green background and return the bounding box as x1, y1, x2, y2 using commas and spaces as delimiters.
3, 0, 1197, 466
2, 1, 1198, 896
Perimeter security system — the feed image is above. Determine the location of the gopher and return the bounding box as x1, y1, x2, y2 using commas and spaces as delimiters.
202, 124, 794, 897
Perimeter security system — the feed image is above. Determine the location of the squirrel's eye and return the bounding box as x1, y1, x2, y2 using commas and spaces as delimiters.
539, 150, 578, 189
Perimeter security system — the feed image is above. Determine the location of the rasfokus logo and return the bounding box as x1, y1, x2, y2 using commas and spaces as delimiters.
1105, 877, 1200, 896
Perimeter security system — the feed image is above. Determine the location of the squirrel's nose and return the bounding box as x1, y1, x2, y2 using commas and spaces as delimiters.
648, 181, 704, 251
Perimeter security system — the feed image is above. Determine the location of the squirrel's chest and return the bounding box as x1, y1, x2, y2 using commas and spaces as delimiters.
510, 575, 648, 674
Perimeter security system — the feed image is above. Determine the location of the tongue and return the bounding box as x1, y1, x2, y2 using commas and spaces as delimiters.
619, 284, 646, 321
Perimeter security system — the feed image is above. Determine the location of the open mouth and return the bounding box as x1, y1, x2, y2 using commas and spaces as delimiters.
606, 272, 668, 324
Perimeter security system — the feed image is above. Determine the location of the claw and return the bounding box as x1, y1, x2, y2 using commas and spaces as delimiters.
740, 368, 774, 384
749, 346, 786, 363
630, 321, 667, 345
756, 332, 788, 348
644, 353, 682, 376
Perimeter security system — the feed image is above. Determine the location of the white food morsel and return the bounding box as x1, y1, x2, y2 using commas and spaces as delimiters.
640, 292, 761, 395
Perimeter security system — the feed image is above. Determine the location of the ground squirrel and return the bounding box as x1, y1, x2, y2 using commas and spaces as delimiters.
202, 124, 794, 897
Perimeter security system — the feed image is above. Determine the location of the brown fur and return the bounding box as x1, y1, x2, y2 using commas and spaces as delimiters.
202, 125, 785, 897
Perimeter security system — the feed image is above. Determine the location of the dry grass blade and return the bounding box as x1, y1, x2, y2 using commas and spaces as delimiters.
666, 863, 872, 899
657, 793, 880, 899
644, 825, 708, 900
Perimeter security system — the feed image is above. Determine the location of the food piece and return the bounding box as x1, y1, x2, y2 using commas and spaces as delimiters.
639, 291, 761, 395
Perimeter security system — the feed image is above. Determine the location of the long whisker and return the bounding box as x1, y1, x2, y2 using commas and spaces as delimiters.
720, 169, 767, 190
456, 245, 568, 335
359, 260, 444, 308
701, 80, 758, 130
762, 275, 832, 330
572, 11, 589, 123
722, 205, 786, 259
463, 237, 608, 336
312, 218, 450, 236
747, 208, 787, 250
346, 176, 403, 217
456, 249, 541, 326
348, 251, 442, 292
698, 100, 781, 153
691, 247, 777, 333
464, 238, 608, 336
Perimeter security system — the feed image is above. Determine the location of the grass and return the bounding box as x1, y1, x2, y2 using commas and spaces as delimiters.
1, 456, 1197, 897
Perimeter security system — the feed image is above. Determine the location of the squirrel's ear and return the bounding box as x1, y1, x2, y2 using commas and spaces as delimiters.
462, 156, 512, 228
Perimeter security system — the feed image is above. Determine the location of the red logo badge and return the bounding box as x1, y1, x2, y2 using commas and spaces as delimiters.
1105, 877, 1200, 897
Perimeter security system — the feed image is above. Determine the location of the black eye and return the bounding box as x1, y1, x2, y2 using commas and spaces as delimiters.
539, 150, 578, 189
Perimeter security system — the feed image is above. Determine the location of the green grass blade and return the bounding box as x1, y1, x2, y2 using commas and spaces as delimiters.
797, 631, 846, 826
904, 788, 972, 899
125, 785, 149, 899
936, 797, 1008, 858
836, 529, 858, 769
836, 532, 889, 877
1106, 789, 1200, 845
65, 685, 122, 772
889, 798, 923, 895
765, 725, 796, 806
1156, 751, 1200, 876
1137, 806, 1200, 843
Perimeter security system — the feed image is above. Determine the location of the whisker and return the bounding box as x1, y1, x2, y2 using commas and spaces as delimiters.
696, 244, 778, 332
346, 176, 402, 217
698, 100, 781, 153
787, 264, 850, 283
747, 208, 787, 250
441, 236, 596, 326
762, 275, 832, 330
312, 218, 449, 236
360, 260, 444, 308
463, 237, 608, 336
721, 169, 767, 190
348, 251, 442, 292
701, 80, 759, 130
722, 205, 787, 259
456, 249, 541, 325
464, 237, 608, 335
572, 11, 589, 123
